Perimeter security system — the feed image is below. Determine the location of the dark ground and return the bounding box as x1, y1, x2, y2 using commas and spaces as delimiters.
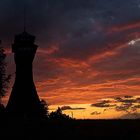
0, 118, 140, 140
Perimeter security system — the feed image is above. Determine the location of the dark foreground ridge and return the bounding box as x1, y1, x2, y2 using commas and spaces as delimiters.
0, 116, 140, 140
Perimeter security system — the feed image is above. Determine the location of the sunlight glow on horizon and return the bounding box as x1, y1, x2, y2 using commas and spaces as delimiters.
49, 96, 140, 119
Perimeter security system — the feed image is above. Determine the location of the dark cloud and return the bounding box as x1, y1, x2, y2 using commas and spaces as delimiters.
60, 105, 86, 111
124, 95, 133, 98
115, 103, 132, 112
91, 111, 101, 115
91, 100, 116, 108
90, 96, 140, 114
114, 96, 139, 104
131, 105, 140, 111
1, 0, 140, 47
114, 97, 124, 102
113, 96, 140, 112
135, 98, 140, 103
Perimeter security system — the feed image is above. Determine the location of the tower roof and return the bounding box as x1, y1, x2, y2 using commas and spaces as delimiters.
16, 31, 35, 40
19, 31, 32, 36
14, 31, 36, 45
12, 31, 38, 53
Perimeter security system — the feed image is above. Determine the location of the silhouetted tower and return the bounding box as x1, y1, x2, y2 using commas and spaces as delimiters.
6, 31, 42, 118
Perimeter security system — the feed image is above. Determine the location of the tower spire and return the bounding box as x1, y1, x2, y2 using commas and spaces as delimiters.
24, 2, 26, 32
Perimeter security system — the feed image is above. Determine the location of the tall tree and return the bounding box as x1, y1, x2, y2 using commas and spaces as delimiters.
0, 41, 10, 103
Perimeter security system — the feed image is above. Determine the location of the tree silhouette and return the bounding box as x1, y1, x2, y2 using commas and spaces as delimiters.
40, 99, 49, 118
0, 42, 10, 102
49, 107, 71, 120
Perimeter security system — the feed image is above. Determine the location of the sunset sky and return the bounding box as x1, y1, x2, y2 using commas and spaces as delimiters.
1, 0, 140, 119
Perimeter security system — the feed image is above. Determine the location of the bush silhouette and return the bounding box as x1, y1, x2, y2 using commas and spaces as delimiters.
39, 100, 72, 120
49, 107, 71, 120
40, 99, 49, 119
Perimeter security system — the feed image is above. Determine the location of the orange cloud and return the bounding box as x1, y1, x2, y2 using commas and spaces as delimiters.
37, 45, 59, 55
107, 20, 140, 34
